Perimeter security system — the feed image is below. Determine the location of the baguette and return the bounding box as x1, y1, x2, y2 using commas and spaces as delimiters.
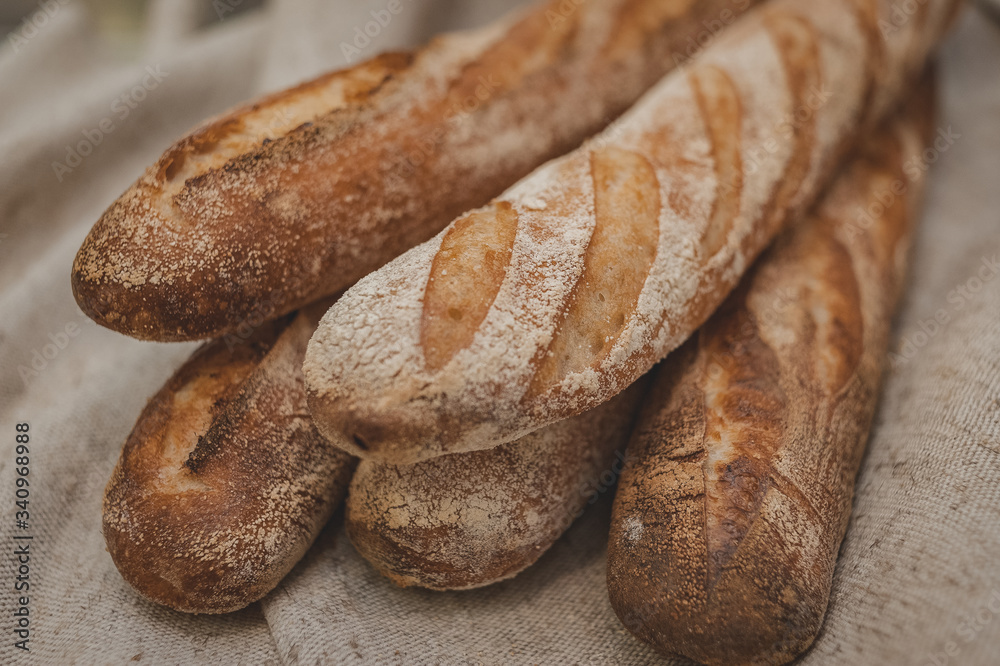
606, 76, 936, 665
346, 380, 647, 590
103, 300, 355, 614
304, 0, 961, 465
72, 0, 762, 342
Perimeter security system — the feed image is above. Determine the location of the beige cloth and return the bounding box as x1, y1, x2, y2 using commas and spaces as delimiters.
1, 1, 998, 663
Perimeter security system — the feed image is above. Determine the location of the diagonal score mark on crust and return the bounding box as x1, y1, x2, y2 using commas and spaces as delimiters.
602, 0, 697, 60
699, 292, 787, 587
137, 319, 287, 494
801, 224, 864, 397
441, 0, 582, 110
852, 127, 915, 279
158, 53, 415, 194
689, 64, 744, 259
420, 203, 519, 371
842, 0, 886, 125
759, 10, 822, 237
527, 146, 660, 393
696, 212, 866, 589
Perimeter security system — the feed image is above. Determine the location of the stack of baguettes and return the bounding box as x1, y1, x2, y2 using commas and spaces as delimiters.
74, 0, 962, 661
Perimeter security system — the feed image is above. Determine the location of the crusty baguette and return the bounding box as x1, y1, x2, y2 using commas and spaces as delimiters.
605, 75, 936, 665
103, 300, 355, 614
72, 0, 762, 342
304, 0, 961, 465
346, 379, 647, 590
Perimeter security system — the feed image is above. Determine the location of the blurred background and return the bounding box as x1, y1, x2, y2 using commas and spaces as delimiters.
4, 0, 998, 73
0, 2, 997, 663
0, 0, 533, 65
1, 0, 263, 58
0, 0, 539, 100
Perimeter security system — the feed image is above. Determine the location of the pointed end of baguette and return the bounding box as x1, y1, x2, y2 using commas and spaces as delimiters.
607, 527, 824, 666
71, 176, 296, 342
72, 181, 198, 341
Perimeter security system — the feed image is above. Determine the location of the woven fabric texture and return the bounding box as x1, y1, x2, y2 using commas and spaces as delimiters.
0, 1, 997, 663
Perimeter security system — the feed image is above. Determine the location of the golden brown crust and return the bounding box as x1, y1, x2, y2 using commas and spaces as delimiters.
605, 75, 936, 665
690, 64, 743, 260
102, 301, 356, 613
73, 0, 761, 342
304, 0, 958, 465
345, 381, 647, 590
528, 146, 661, 390
421, 203, 519, 371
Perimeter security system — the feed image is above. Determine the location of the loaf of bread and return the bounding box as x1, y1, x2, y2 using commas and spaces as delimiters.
72, 0, 761, 342
304, 0, 960, 465
606, 75, 936, 665
103, 300, 355, 613
346, 379, 647, 590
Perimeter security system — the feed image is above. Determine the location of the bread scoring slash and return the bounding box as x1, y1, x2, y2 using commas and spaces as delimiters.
305, 0, 961, 464
103, 301, 355, 613
72, 0, 762, 341
607, 73, 937, 665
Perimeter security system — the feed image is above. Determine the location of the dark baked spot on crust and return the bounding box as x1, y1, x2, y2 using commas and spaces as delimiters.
607, 22, 937, 666
352, 434, 369, 451
103, 305, 355, 613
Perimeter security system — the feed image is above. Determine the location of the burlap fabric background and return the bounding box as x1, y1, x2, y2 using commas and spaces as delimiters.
1, 1, 997, 663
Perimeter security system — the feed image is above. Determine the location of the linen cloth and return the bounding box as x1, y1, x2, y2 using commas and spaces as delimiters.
0, 1, 997, 663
